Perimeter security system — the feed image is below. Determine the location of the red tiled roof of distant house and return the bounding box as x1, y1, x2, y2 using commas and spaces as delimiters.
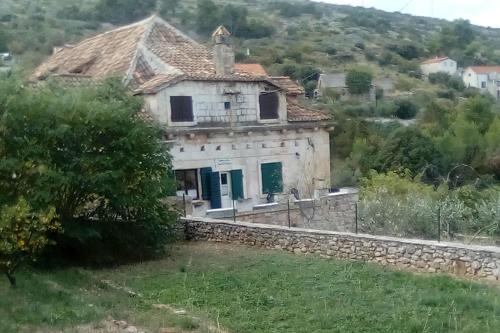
234, 63, 268, 76
421, 57, 449, 65
468, 66, 500, 74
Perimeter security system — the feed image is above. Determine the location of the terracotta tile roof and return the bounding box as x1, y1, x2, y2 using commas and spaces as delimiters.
136, 73, 279, 94
144, 21, 215, 76
271, 76, 304, 96
286, 98, 330, 122
32, 16, 329, 124
32, 18, 150, 81
421, 57, 449, 65
234, 63, 268, 76
468, 66, 500, 74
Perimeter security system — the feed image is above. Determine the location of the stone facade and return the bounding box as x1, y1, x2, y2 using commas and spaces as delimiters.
184, 218, 500, 281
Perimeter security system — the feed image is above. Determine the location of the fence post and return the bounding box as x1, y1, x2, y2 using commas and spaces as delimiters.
232, 199, 236, 223
287, 198, 291, 229
437, 205, 441, 243
355, 202, 358, 234
183, 194, 187, 217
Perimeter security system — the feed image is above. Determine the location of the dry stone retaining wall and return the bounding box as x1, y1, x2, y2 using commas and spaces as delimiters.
184, 217, 500, 281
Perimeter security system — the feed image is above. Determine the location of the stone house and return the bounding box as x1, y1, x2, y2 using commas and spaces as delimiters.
420, 56, 458, 76
463, 66, 500, 101
32, 16, 333, 216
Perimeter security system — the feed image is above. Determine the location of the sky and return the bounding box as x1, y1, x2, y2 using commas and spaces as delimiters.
313, 0, 500, 28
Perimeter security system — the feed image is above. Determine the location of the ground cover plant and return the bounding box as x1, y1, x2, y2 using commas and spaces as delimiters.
1, 243, 500, 333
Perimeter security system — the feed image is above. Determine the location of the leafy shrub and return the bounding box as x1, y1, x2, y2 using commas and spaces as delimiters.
346, 69, 373, 95
437, 89, 455, 100
429, 72, 465, 91
354, 42, 365, 50
343, 104, 375, 117
391, 43, 422, 60
0, 198, 59, 286
394, 76, 417, 91
321, 87, 343, 103
364, 49, 377, 61
394, 99, 418, 119
324, 46, 337, 55
0, 78, 178, 265
375, 101, 397, 117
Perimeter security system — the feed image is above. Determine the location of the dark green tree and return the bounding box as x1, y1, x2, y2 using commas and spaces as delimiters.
394, 99, 418, 119
195, 0, 221, 35
0, 78, 178, 264
94, 0, 156, 24
0, 28, 9, 52
454, 19, 475, 48
160, 0, 181, 16
375, 127, 439, 175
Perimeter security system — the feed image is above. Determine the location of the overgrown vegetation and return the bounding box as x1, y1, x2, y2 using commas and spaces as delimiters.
359, 171, 500, 241
0, 77, 178, 284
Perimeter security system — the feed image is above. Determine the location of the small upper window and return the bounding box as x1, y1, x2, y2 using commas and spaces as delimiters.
259, 92, 279, 120
170, 96, 194, 122
481, 82, 487, 88
224, 101, 231, 110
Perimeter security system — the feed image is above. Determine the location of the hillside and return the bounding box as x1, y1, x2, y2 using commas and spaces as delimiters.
2, 0, 500, 84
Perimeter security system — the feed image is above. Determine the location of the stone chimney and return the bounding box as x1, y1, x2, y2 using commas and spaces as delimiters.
212, 26, 234, 76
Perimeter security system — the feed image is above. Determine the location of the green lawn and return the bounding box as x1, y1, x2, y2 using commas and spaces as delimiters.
1, 243, 500, 333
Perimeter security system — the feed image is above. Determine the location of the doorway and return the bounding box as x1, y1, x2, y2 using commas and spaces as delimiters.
220, 172, 232, 208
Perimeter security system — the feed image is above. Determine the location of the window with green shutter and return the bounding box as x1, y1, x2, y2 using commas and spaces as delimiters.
230, 169, 244, 200
200, 167, 212, 200
261, 162, 283, 194
209, 171, 222, 209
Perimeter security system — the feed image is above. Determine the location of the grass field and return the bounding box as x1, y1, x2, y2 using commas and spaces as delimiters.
1, 242, 500, 333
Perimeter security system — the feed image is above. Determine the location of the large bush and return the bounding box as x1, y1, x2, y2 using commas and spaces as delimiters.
345, 69, 373, 95
394, 99, 418, 119
0, 78, 178, 265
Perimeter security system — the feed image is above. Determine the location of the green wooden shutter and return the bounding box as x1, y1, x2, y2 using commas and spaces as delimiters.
230, 169, 244, 200
261, 162, 283, 194
209, 171, 222, 209
200, 167, 212, 200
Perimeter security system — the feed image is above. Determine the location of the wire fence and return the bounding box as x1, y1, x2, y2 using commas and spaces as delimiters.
356, 198, 500, 246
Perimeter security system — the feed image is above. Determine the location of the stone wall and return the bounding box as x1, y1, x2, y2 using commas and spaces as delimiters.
184, 217, 500, 281
230, 192, 358, 232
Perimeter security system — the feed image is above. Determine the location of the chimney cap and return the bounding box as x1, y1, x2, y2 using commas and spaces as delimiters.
212, 25, 231, 38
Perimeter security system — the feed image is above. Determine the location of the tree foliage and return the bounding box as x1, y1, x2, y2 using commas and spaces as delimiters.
345, 69, 373, 95
0, 198, 59, 287
194, 0, 274, 39
94, 0, 156, 24
375, 127, 439, 175
0, 77, 178, 266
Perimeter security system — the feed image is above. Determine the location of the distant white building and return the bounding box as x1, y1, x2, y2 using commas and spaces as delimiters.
420, 57, 457, 76
463, 66, 500, 100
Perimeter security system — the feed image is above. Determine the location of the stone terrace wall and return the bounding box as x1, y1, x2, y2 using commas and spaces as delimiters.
184, 217, 500, 281
228, 192, 358, 232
